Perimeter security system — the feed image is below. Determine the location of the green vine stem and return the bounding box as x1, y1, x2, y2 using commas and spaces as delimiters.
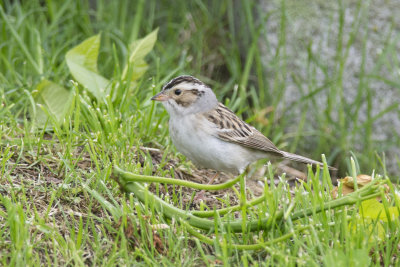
114, 165, 242, 190
191, 195, 266, 218
119, 180, 217, 230
113, 165, 385, 233
115, 165, 266, 218
181, 219, 311, 250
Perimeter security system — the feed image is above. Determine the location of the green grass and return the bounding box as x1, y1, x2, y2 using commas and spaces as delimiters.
0, 0, 399, 266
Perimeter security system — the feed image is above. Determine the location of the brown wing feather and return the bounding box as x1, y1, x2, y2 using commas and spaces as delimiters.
203, 103, 283, 156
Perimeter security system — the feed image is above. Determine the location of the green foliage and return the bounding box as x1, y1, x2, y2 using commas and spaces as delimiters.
352, 197, 400, 243
66, 34, 110, 100
0, 0, 399, 266
324, 248, 371, 267
123, 28, 158, 81
29, 29, 157, 128
361, 198, 399, 222
31, 79, 73, 127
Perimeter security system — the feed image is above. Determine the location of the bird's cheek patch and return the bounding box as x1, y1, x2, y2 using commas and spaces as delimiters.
174, 92, 199, 107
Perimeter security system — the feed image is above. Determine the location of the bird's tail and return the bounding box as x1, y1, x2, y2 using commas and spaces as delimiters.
281, 151, 337, 171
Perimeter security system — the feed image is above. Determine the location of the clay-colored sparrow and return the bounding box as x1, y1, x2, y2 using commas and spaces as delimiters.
152, 75, 335, 175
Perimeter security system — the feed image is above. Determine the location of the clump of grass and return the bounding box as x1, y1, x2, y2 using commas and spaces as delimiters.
0, 0, 399, 266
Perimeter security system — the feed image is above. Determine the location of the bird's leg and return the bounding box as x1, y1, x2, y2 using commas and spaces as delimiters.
239, 169, 248, 235
239, 168, 248, 202
193, 172, 219, 203
206, 172, 219, 185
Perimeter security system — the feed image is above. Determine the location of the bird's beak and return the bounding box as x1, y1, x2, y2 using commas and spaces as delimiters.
151, 92, 170, 102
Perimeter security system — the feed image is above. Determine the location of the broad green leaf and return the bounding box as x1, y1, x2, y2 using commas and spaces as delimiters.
131, 59, 148, 81
128, 28, 158, 63
122, 28, 158, 80
31, 79, 73, 127
66, 34, 110, 100
66, 35, 100, 72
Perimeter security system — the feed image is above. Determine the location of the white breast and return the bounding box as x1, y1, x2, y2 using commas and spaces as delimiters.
169, 114, 266, 174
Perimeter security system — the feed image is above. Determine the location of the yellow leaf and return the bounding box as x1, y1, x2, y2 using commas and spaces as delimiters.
361, 198, 399, 222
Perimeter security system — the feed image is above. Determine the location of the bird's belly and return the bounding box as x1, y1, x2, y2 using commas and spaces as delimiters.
169, 118, 265, 174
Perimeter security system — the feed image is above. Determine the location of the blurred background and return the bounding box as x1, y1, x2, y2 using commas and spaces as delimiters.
1, 0, 399, 177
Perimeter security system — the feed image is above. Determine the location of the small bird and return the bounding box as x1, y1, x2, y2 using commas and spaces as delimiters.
152, 75, 335, 175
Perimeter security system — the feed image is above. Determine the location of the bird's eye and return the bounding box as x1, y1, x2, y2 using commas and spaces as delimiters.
174, 89, 182, 95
